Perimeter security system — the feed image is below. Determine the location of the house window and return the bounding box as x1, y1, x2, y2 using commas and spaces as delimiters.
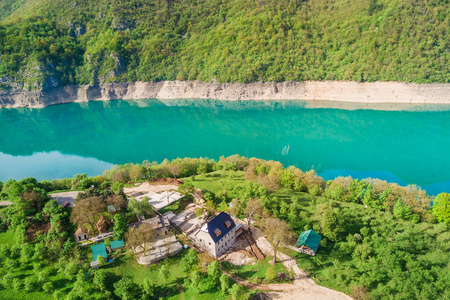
209, 242, 211, 245
225, 243, 227, 246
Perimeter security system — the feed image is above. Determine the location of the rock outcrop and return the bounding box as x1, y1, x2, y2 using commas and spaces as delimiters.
1, 80, 450, 108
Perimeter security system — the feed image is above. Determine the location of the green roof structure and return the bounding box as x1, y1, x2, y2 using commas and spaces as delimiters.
91, 243, 107, 261
296, 229, 322, 254
107, 205, 117, 213
110, 239, 125, 250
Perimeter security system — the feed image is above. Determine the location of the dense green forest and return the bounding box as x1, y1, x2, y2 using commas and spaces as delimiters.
0, 0, 448, 91
0, 155, 449, 299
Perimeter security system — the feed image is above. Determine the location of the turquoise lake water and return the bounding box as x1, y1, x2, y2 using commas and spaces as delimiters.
0, 99, 449, 195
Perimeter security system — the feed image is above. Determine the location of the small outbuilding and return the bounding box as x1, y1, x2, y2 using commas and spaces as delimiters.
75, 227, 89, 243
110, 239, 125, 251
296, 229, 322, 256
91, 243, 108, 261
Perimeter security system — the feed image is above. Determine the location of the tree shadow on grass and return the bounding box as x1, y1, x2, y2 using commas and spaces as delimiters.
102, 256, 127, 270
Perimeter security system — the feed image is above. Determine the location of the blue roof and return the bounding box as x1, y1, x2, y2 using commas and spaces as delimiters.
296, 229, 321, 253
207, 212, 236, 243
91, 243, 107, 261
111, 239, 124, 249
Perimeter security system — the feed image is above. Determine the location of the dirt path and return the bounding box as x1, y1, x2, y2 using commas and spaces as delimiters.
0, 201, 13, 206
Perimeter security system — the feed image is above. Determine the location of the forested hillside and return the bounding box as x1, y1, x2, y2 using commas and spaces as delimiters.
0, 0, 448, 91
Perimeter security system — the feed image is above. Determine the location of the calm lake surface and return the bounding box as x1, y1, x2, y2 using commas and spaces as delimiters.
0, 99, 449, 195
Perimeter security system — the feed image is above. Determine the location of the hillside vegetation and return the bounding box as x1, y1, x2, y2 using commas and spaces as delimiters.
0, 0, 448, 91
0, 155, 449, 299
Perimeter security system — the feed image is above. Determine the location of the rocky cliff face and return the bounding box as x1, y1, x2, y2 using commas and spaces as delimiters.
1, 81, 450, 108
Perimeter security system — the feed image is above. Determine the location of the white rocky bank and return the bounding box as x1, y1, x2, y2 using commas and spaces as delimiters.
1, 80, 450, 108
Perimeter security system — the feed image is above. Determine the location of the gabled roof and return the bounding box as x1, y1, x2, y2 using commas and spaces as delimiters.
207, 212, 236, 243
296, 229, 322, 253
91, 243, 107, 261
111, 239, 125, 249
96, 215, 109, 233
75, 227, 86, 236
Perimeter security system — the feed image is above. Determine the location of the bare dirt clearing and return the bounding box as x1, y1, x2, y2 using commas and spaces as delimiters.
50, 191, 80, 207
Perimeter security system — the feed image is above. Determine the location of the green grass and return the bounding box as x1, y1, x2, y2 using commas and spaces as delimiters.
183, 171, 248, 196
102, 249, 232, 299
222, 257, 288, 284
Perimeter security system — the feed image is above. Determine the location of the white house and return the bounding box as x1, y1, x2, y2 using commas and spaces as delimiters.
194, 212, 236, 257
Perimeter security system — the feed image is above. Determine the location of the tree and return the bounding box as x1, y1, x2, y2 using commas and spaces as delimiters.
125, 223, 156, 257
127, 197, 152, 218
230, 198, 244, 217
182, 248, 199, 273
20, 244, 34, 267
142, 278, 156, 298
2, 272, 14, 288
207, 260, 221, 284
432, 193, 450, 224
220, 274, 230, 295
24, 276, 36, 292
12, 278, 22, 291
114, 276, 141, 300
189, 270, 202, 293
258, 175, 280, 197
113, 214, 127, 239
107, 194, 127, 212
129, 164, 143, 182
93, 270, 107, 291
393, 200, 413, 220
321, 208, 340, 241
70, 196, 106, 233
159, 265, 170, 283
168, 164, 181, 180
262, 217, 294, 263
244, 197, 263, 232
230, 283, 246, 300
42, 282, 54, 294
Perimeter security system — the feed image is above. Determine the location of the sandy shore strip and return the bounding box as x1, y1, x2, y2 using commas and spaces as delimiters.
1, 80, 450, 108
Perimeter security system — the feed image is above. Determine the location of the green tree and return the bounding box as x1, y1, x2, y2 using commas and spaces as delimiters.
42, 281, 54, 294
158, 265, 170, 283
12, 278, 22, 291
207, 260, 221, 284
220, 274, 230, 295
393, 200, 412, 220
142, 278, 156, 298
93, 269, 107, 291
432, 193, 450, 224
182, 248, 199, 273
24, 276, 36, 292
113, 214, 127, 239
230, 284, 246, 300
114, 276, 141, 300
321, 208, 340, 242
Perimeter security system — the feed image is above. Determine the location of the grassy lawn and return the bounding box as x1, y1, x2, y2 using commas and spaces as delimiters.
221, 257, 288, 284
102, 249, 232, 299
183, 171, 248, 197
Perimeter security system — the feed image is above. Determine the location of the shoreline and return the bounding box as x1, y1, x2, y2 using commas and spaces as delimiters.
1, 80, 450, 108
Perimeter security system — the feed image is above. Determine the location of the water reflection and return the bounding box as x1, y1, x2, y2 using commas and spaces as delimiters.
0, 151, 113, 182
0, 99, 449, 194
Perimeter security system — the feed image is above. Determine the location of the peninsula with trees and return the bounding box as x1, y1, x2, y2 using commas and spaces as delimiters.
0, 155, 449, 299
